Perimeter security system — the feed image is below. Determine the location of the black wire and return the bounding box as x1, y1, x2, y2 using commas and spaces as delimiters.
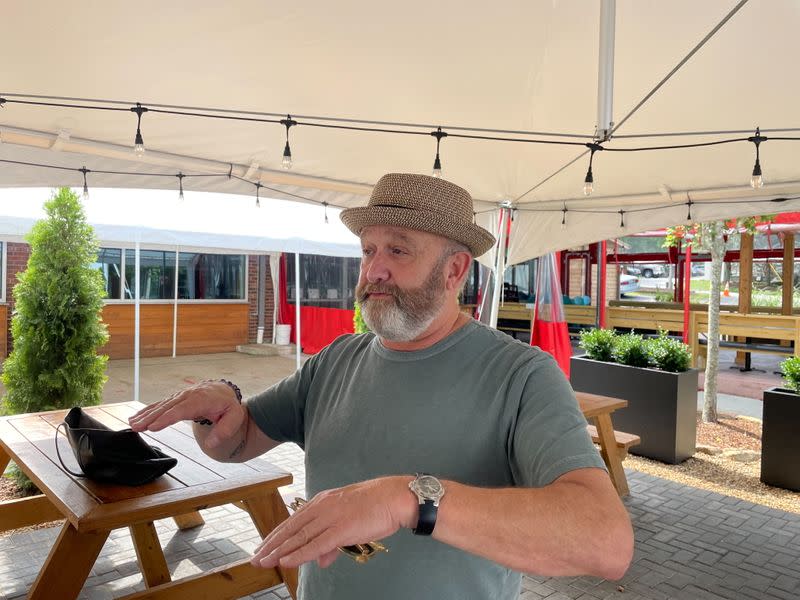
602, 137, 749, 152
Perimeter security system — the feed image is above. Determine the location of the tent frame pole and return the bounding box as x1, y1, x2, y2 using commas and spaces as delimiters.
134, 241, 140, 403
596, 0, 616, 141
489, 207, 508, 329
295, 252, 301, 370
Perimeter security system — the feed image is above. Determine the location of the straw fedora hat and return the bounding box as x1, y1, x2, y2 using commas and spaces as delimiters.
340, 173, 496, 257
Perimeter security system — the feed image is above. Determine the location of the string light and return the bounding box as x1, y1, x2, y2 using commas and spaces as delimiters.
79, 166, 90, 200
255, 181, 262, 207
322, 201, 329, 224
431, 127, 447, 178
618, 209, 625, 228
561, 203, 568, 230
749, 126, 766, 189
177, 172, 185, 200
686, 197, 693, 223
280, 115, 297, 170
130, 103, 148, 157
583, 143, 603, 196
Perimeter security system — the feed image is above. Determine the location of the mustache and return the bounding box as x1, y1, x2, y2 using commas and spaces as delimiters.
356, 283, 400, 303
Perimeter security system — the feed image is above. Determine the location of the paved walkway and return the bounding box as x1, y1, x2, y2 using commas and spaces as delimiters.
2, 350, 799, 599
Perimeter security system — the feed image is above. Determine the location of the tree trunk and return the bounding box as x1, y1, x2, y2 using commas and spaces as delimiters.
703, 223, 725, 423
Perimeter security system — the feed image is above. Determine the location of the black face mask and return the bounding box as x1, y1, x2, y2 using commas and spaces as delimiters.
56, 407, 177, 486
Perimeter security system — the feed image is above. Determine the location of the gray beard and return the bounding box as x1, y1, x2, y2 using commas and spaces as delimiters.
362, 299, 439, 342
358, 255, 448, 342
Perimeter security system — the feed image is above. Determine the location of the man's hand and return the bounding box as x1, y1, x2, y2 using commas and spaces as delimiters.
128, 380, 243, 449
252, 476, 417, 569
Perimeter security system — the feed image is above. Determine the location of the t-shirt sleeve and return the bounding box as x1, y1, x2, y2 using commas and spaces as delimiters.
246, 352, 320, 449
509, 352, 607, 488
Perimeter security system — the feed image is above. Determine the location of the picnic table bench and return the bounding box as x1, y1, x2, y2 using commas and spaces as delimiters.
689, 311, 800, 368
0, 401, 298, 600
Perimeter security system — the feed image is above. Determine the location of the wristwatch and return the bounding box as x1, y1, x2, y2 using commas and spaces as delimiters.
409, 473, 445, 536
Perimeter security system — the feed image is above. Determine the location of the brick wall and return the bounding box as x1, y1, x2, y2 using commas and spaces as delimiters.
246, 255, 276, 343
4, 242, 30, 355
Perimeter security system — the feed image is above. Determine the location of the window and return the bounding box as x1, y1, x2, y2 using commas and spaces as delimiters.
91, 248, 122, 299
285, 254, 360, 309
178, 252, 245, 299
94, 248, 247, 301
125, 250, 175, 300
503, 259, 536, 302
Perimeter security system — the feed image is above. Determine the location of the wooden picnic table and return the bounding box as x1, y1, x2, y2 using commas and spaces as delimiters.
0, 401, 297, 600
575, 391, 631, 497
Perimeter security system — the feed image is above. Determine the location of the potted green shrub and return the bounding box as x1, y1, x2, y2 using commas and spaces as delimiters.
761, 358, 800, 491
570, 329, 698, 464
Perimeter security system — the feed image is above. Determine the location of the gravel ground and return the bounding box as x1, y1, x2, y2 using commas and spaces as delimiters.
625, 414, 800, 516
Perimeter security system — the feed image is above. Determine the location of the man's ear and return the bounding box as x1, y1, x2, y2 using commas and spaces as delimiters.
445, 252, 472, 291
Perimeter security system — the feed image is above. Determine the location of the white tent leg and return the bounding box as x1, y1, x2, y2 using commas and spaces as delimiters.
489, 208, 508, 329
596, 0, 616, 140
134, 241, 140, 403
172, 246, 179, 358
295, 252, 301, 370
269, 253, 280, 344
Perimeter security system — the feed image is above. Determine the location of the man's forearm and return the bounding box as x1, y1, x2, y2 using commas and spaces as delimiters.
192, 406, 279, 462
408, 469, 633, 579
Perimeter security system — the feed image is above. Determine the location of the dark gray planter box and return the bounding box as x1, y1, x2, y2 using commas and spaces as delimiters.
570, 355, 698, 464
761, 387, 800, 491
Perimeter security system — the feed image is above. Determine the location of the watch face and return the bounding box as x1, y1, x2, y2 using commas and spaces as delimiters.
415, 475, 443, 498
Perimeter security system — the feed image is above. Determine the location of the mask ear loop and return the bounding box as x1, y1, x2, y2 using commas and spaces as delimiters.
54, 422, 86, 477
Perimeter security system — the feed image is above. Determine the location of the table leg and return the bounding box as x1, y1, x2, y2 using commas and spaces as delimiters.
130, 521, 172, 588
28, 521, 109, 600
0, 446, 10, 474
592, 413, 630, 497
243, 491, 299, 600
172, 511, 205, 530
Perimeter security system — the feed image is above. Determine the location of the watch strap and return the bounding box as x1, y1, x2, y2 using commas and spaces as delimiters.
413, 499, 437, 536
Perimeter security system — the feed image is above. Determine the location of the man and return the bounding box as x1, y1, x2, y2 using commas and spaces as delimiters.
130, 173, 633, 600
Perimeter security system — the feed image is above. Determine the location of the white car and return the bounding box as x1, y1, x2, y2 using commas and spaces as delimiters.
619, 273, 640, 296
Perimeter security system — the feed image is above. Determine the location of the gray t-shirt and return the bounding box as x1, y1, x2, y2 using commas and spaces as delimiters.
248, 319, 605, 600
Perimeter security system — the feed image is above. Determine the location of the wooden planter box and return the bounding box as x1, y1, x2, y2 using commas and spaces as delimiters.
761, 387, 800, 491
570, 355, 698, 464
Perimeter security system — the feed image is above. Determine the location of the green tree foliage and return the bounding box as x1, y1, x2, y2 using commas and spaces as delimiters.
353, 301, 370, 334
612, 332, 650, 368
578, 328, 616, 362
780, 356, 800, 393
1, 188, 109, 416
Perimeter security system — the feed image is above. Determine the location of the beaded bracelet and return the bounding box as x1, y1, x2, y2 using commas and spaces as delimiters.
193, 379, 243, 426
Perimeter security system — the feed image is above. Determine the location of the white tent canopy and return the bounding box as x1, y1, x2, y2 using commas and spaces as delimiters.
0, 187, 361, 257
3, 0, 800, 267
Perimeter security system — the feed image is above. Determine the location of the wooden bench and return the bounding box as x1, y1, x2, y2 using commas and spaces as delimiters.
586, 424, 641, 459
689, 311, 800, 368
607, 305, 686, 335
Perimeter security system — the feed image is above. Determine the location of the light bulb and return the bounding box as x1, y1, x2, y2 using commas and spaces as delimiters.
750, 159, 763, 189
583, 167, 594, 196
282, 142, 292, 170
179, 189, 184, 201
256, 197, 260, 208
432, 155, 442, 178
134, 130, 145, 156
82, 185, 89, 201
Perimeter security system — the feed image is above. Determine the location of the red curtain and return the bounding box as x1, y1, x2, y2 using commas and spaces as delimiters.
530, 252, 571, 378
278, 253, 355, 354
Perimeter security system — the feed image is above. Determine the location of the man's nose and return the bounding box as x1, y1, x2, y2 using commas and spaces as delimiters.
364, 254, 390, 283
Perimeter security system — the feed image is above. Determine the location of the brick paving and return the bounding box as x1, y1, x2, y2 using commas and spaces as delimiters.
2, 446, 799, 599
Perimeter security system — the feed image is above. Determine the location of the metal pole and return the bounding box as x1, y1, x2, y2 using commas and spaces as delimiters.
489, 208, 508, 329
172, 246, 179, 358
295, 252, 301, 370
257, 255, 266, 343
596, 0, 616, 141
134, 241, 140, 402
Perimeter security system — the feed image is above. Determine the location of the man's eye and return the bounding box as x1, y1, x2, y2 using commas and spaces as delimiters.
392, 248, 406, 255
362, 248, 373, 256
